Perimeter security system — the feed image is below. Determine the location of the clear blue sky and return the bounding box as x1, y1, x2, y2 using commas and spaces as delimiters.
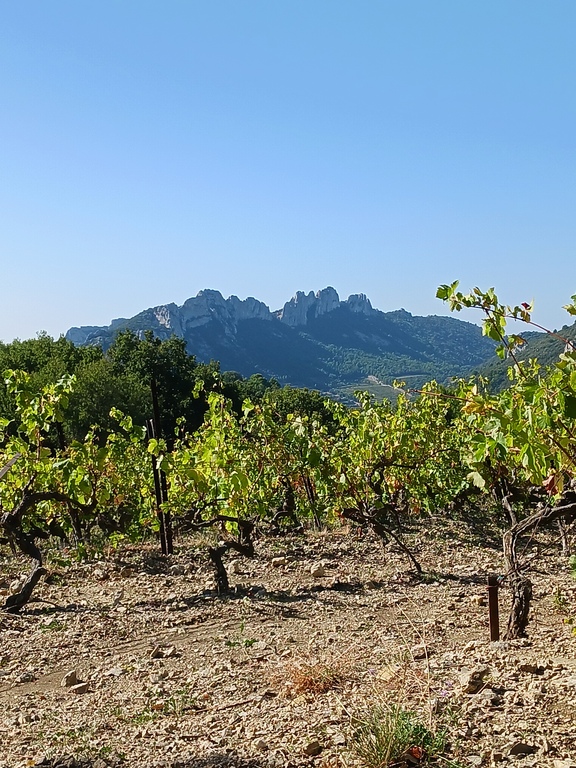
1, 1, 575, 341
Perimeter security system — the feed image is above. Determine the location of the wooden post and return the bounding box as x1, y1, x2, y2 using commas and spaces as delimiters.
487, 575, 500, 642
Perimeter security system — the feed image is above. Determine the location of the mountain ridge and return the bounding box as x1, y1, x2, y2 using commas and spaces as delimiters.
66, 287, 497, 396
66, 287, 375, 345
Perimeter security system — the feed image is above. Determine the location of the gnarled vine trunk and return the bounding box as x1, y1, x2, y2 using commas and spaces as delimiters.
1, 487, 95, 613
502, 528, 532, 639
503, 492, 576, 639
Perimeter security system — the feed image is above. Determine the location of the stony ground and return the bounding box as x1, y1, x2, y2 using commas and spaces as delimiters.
0, 523, 575, 768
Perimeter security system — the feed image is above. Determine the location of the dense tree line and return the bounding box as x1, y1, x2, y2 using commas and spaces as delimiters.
0, 331, 333, 442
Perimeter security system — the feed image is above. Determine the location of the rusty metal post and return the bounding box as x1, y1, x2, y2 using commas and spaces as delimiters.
146, 417, 167, 555
487, 575, 500, 641
147, 377, 174, 555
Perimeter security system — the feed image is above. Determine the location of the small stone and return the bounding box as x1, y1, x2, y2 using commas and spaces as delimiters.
508, 742, 537, 756
459, 667, 489, 693
411, 644, 429, 660
553, 760, 576, 768
310, 563, 325, 578
467, 756, 482, 767
169, 564, 186, 576
519, 662, 543, 675
271, 557, 287, 567
15, 671, 35, 683
150, 646, 163, 659
253, 738, 269, 751
470, 594, 487, 606
69, 682, 89, 694
61, 670, 78, 688
9, 578, 24, 594
304, 740, 323, 756
104, 667, 124, 677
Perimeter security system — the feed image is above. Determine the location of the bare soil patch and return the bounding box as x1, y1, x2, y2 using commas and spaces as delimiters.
0, 526, 575, 768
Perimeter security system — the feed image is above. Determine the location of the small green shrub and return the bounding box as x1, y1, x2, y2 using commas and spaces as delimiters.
350, 703, 456, 767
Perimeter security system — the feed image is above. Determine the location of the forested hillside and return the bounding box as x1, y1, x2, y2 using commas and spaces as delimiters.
474, 321, 576, 390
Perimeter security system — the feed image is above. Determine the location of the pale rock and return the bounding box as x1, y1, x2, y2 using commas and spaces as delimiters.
69, 682, 89, 694
470, 594, 487, 606
459, 667, 490, 693
66, 326, 105, 345
68, 290, 274, 347
278, 287, 340, 327
61, 670, 78, 687
104, 667, 125, 677
310, 563, 326, 578
9, 577, 25, 595
345, 293, 373, 315
253, 738, 269, 751
150, 644, 177, 659
228, 295, 271, 322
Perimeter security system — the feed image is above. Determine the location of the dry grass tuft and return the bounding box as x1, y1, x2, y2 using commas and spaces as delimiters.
277, 650, 357, 697
287, 658, 345, 694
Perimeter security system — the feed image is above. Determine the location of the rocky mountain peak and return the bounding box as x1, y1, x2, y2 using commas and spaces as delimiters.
277, 286, 341, 327
345, 293, 373, 315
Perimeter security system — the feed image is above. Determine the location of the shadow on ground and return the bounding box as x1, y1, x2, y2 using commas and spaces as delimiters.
36, 752, 266, 768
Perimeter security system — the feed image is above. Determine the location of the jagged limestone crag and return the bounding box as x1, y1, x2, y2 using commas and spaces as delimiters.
66, 287, 496, 394
67, 287, 374, 345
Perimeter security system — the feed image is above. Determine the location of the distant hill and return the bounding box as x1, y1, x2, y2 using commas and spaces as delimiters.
66, 287, 497, 397
473, 322, 576, 390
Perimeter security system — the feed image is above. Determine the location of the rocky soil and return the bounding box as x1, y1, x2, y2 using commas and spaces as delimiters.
0, 524, 575, 768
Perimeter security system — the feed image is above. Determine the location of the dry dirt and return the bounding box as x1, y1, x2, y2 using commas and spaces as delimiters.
0, 524, 575, 768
